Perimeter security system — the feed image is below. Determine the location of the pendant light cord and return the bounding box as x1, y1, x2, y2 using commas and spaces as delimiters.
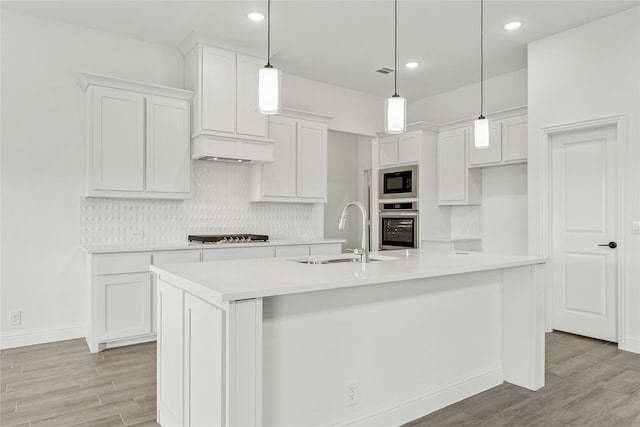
393, 0, 398, 97
266, 0, 272, 68
479, 0, 484, 118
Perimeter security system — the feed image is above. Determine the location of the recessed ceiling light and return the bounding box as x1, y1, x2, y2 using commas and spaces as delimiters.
504, 21, 521, 31
248, 12, 264, 22
406, 62, 419, 69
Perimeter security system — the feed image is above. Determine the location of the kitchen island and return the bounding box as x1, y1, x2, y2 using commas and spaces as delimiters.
151, 249, 547, 427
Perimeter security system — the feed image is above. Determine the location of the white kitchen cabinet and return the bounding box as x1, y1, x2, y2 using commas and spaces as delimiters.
378, 130, 422, 168
501, 115, 528, 162
157, 280, 185, 426
145, 95, 191, 194
250, 113, 328, 203
89, 86, 145, 192
184, 43, 268, 141
437, 127, 481, 205
202, 246, 275, 261
96, 272, 152, 342
296, 119, 327, 199
79, 73, 193, 200
309, 243, 343, 255
467, 114, 528, 168
275, 245, 310, 258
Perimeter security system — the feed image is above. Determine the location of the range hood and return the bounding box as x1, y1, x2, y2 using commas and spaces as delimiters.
192, 134, 274, 163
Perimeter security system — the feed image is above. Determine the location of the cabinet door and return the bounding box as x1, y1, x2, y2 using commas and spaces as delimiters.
437, 128, 468, 203
274, 245, 310, 258
236, 54, 268, 138
296, 120, 327, 199
145, 95, 191, 194
184, 294, 224, 427
468, 121, 502, 166
157, 280, 184, 426
502, 115, 528, 162
310, 243, 343, 255
263, 116, 296, 197
379, 136, 399, 166
202, 246, 275, 261
201, 46, 236, 134
398, 132, 421, 164
96, 272, 151, 341
91, 86, 144, 192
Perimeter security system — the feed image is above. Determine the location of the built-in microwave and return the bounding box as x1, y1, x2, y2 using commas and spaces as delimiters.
379, 165, 417, 199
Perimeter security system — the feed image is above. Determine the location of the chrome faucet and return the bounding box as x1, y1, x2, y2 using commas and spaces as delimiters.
338, 201, 370, 263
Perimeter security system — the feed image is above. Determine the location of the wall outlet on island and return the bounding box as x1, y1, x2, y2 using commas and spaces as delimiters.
128, 229, 144, 240
345, 380, 359, 406
10, 311, 21, 326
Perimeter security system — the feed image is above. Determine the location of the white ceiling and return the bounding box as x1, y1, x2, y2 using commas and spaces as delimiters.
3, 0, 638, 100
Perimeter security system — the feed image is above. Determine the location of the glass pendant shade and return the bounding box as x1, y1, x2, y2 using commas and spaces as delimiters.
474, 116, 490, 148
385, 96, 406, 134
258, 66, 281, 114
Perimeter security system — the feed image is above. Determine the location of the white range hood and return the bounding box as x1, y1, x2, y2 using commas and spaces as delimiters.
192, 134, 274, 163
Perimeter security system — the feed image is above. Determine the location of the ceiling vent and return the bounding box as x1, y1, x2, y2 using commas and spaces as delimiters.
375, 67, 395, 75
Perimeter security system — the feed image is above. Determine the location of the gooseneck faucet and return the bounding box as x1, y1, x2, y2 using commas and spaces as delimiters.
338, 201, 370, 263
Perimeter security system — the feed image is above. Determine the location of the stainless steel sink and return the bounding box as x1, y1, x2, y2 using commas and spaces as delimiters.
295, 257, 382, 265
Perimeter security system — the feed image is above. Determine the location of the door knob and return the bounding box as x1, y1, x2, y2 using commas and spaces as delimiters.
598, 241, 617, 249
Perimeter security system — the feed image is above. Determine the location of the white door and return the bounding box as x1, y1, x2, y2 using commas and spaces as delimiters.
379, 136, 399, 167
296, 119, 327, 199
91, 86, 144, 192
201, 46, 236, 134
145, 95, 191, 194
398, 132, 421, 164
551, 125, 618, 341
263, 116, 296, 198
236, 54, 268, 138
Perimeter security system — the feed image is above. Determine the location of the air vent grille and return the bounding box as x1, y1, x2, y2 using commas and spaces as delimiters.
375, 67, 395, 75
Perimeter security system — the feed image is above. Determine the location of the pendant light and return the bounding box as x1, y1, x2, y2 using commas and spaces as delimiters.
258, 0, 281, 114
474, 0, 489, 148
384, 0, 406, 134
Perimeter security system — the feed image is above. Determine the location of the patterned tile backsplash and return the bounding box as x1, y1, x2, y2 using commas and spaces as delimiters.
451, 205, 482, 239
80, 161, 323, 246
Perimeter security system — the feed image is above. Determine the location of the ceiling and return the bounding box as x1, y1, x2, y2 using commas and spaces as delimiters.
3, 0, 638, 100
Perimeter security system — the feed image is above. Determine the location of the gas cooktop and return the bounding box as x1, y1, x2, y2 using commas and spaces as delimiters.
188, 234, 269, 244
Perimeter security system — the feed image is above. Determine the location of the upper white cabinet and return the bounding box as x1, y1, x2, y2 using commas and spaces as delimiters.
183, 42, 274, 162
79, 74, 193, 199
468, 114, 528, 168
437, 127, 481, 205
250, 113, 328, 203
379, 130, 422, 167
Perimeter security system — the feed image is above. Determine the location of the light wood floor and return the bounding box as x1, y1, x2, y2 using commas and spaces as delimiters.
1, 332, 639, 426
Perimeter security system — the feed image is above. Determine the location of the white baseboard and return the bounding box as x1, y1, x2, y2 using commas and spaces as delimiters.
329, 367, 503, 427
0, 324, 84, 350
622, 336, 640, 354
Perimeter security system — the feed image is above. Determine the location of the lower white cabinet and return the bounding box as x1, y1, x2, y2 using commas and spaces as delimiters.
203, 246, 275, 261
96, 272, 152, 342
157, 280, 225, 427
274, 245, 310, 257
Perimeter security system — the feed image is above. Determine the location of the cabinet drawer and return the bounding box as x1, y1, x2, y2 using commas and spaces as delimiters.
309, 243, 343, 256
274, 245, 310, 258
94, 253, 151, 275
153, 250, 201, 265
202, 246, 274, 261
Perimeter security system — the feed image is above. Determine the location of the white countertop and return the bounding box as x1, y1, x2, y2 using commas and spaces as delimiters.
82, 238, 345, 254
150, 249, 548, 303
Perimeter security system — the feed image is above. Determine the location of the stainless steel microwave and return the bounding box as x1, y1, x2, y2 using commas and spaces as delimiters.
379, 165, 417, 199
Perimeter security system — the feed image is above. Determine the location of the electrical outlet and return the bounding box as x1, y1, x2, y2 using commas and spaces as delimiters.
345, 380, 359, 406
10, 311, 21, 326
129, 229, 144, 240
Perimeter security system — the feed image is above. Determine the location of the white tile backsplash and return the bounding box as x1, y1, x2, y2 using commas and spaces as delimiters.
451, 205, 482, 239
80, 161, 323, 245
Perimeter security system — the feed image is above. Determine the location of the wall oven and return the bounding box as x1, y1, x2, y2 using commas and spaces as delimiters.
379, 165, 417, 199
380, 209, 418, 250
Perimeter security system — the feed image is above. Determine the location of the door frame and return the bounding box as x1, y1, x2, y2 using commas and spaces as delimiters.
537, 115, 627, 350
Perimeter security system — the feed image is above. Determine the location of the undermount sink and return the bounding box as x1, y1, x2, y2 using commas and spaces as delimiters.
294, 257, 384, 265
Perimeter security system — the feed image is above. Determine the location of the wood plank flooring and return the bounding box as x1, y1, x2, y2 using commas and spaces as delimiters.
1, 332, 638, 426
406, 332, 640, 427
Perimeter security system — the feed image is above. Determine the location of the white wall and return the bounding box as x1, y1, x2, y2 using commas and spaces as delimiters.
527, 7, 640, 349
408, 68, 527, 125
482, 164, 528, 254
0, 10, 383, 344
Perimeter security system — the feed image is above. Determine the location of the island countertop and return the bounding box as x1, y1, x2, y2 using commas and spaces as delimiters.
150, 249, 548, 303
